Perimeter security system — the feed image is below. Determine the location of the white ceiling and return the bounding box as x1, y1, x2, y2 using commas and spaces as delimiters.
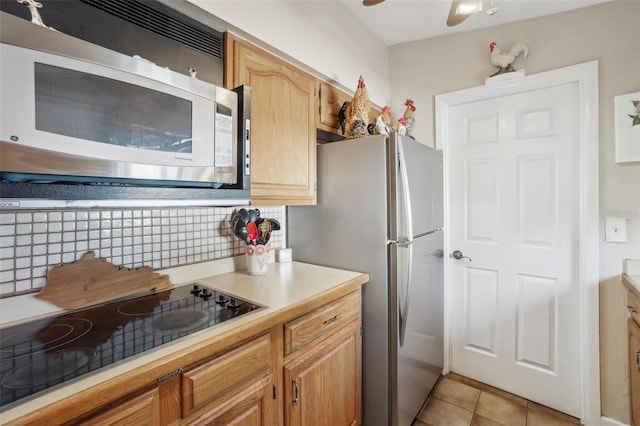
338, 0, 611, 46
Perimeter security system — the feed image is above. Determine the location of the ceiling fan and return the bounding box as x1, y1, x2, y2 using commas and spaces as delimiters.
362, 0, 497, 27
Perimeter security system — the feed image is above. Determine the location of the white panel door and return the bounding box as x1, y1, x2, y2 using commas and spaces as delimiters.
447, 82, 581, 416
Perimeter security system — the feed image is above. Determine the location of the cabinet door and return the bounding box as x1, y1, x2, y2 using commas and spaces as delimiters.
182, 334, 272, 418
225, 34, 316, 205
317, 81, 351, 136
317, 80, 380, 138
79, 387, 161, 426
184, 376, 273, 426
630, 319, 640, 426
284, 321, 361, 426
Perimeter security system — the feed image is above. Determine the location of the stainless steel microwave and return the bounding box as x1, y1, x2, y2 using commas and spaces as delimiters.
0, 12, 250, 207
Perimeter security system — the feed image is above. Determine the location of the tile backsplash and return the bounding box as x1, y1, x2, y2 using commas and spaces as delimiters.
0, 206, 285, 296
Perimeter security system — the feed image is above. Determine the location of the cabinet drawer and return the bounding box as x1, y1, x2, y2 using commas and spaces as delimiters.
629, 290, 640, 326
284, 290, 360, 356
181, 333, 272, 417
80, 387, 160, 426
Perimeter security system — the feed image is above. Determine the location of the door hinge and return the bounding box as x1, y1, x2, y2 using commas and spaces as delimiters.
273, 384, 277, 399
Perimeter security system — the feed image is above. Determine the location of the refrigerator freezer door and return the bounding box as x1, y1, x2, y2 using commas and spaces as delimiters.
393, 230, 444, 426
395, 134, 444, 238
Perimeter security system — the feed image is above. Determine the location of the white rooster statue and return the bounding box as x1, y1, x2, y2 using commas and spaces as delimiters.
401, 99, 416, 137
489, 41, 528, 77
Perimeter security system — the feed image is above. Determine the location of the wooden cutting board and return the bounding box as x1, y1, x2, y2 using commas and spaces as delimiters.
36, 251, 173, 310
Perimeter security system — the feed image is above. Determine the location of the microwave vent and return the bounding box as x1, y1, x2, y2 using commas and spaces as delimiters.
79, 0, 222, 60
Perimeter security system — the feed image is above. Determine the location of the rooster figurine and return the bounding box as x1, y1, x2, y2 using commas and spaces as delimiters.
395, 117, 408, 136
373, 106, 393, 135
374, 114, 389, 136
381, 106, 393, 130
338, 101, 350, 135
345, 75, 371, 138
489, 41, 528, 77
402, 99, 416, 137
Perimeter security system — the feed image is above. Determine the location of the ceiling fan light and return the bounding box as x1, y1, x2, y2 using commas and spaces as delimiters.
456, 0, 483, 15
362, 0, 385, 6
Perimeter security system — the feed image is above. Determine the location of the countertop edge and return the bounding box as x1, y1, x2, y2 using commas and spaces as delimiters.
622, 273, 640, 298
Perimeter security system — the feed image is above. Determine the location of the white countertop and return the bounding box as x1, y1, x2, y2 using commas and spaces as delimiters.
0, 259, 369, 423
623, 273, 640, 296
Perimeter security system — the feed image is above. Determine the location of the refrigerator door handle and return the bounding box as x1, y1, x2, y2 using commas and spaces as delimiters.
399, 241, 413, 347
397, 137, 414, 243
397, 138, 414, 347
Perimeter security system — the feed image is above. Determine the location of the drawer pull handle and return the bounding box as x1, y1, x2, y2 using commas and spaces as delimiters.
157, 368, 183, 383
628, 305, 638, 314
293, 379, 300, 405
324, 315, 340, 325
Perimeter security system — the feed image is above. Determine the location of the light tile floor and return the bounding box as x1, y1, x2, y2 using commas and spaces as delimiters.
415, 373, 582, 426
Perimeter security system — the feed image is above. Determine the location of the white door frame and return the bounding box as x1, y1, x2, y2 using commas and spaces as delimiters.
435, 61, 600, 425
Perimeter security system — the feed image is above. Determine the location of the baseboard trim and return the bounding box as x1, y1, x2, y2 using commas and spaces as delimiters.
601, 416, 630, 426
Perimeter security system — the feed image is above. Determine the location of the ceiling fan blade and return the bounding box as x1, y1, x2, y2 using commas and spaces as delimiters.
363, 0, 385, 6
447, 0, 471, 26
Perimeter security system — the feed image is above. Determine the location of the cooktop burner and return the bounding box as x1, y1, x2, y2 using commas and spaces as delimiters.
0, 283, 263, 409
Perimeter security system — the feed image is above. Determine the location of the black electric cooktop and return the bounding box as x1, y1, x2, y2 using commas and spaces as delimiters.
0, 283, 263, 409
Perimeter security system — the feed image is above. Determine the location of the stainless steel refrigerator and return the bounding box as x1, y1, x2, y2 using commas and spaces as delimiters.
288, 133, 444, 426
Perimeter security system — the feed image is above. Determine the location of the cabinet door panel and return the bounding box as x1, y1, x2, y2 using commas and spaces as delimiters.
284, 290, 360, 355
630, 319, 640, 426
226, 34, 316, 205
182, 334, 272, 417
185, 377, 272, 426
317, 81, 350, 135
284, 321, 361, 426
80, 387, 160, 426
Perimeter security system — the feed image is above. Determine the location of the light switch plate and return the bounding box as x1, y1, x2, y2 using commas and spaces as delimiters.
604, 216, 628, 242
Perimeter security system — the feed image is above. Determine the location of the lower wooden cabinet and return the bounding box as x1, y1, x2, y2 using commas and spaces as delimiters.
630, 318, 640, 426
13, 289, 363, 426
184, 376, 274, 426
181, 333, 275, 425
79, 387, 162, 426
283, 321, 361, 426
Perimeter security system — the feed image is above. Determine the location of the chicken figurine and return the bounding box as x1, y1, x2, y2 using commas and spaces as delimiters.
372, 106, 393, 135
381, 106, 393, 130
345, 75, 371, 138
395, 117, 408, 136
401, 99, 416, 137
489, 41, 528, 77
338, 101, 350, 135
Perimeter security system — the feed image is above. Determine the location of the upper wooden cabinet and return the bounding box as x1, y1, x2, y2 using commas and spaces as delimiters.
316, 81, 351, 136
225, 33, 316, 205
316, 80, 381, 138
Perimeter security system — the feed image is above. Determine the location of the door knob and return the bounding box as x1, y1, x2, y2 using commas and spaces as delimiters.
452, 250, 472, 261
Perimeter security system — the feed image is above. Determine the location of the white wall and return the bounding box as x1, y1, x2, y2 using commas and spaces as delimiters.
179, 0, 391, 106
